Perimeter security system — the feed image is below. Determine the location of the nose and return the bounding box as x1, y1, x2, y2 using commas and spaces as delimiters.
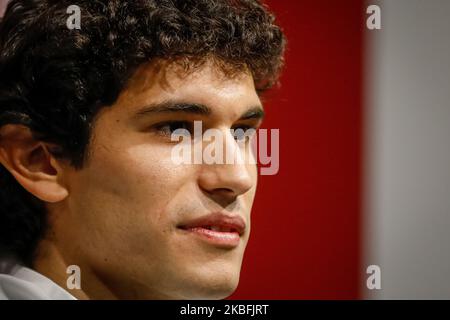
197, 130, 255, 205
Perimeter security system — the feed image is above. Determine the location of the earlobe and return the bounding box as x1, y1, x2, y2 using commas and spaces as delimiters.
0, 124, 69, 203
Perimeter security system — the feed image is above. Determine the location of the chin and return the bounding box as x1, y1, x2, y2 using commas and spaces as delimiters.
179, 270, 241, 300
189, 284, 239, 300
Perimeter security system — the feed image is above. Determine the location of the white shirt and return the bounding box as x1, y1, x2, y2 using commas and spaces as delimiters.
0, 258, 77, 300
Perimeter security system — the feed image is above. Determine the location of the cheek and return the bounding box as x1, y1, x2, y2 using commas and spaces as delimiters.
66, 141, 194, 253
91, 141, 187, 200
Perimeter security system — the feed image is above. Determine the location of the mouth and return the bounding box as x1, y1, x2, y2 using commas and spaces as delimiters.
177, 212, 246, 249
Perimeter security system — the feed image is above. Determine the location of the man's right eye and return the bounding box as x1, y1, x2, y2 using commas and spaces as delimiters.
153, 121, 193, 137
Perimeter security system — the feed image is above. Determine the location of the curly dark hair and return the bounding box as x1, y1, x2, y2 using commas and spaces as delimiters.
0, 0, 285, 266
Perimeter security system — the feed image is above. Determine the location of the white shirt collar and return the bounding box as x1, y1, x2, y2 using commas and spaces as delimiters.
0, 257, 77, 300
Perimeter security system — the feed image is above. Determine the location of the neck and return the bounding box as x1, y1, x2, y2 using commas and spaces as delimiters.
32, 239, 118, 300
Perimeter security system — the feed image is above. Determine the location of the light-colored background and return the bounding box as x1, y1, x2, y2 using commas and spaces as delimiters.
364, 0, 450, 299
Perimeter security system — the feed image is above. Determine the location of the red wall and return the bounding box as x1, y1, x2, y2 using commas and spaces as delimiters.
230, 0, 364, 299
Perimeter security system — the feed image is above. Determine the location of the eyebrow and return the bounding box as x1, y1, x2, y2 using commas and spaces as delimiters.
134, 100, 265, 121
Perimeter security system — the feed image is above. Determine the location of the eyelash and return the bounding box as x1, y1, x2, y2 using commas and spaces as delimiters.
152, 121, 258, 141
153, 121, 193, 137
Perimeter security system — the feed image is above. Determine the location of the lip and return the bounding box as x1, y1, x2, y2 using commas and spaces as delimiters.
177, 212, 246, 249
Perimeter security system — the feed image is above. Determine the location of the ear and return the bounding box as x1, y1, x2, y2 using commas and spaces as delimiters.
0, 124, 69, 203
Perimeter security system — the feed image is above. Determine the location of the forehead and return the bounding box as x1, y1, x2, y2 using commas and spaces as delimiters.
113, 59, 261, 117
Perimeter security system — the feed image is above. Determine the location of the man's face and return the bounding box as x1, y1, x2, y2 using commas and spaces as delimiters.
51, 60, 262, 299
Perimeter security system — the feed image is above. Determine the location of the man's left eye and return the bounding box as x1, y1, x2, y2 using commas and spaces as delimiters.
231, 125, 257, 142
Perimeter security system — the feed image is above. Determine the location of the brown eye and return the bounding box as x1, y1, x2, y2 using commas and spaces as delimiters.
154, 121, 193, 137
231, 126, 256, 142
